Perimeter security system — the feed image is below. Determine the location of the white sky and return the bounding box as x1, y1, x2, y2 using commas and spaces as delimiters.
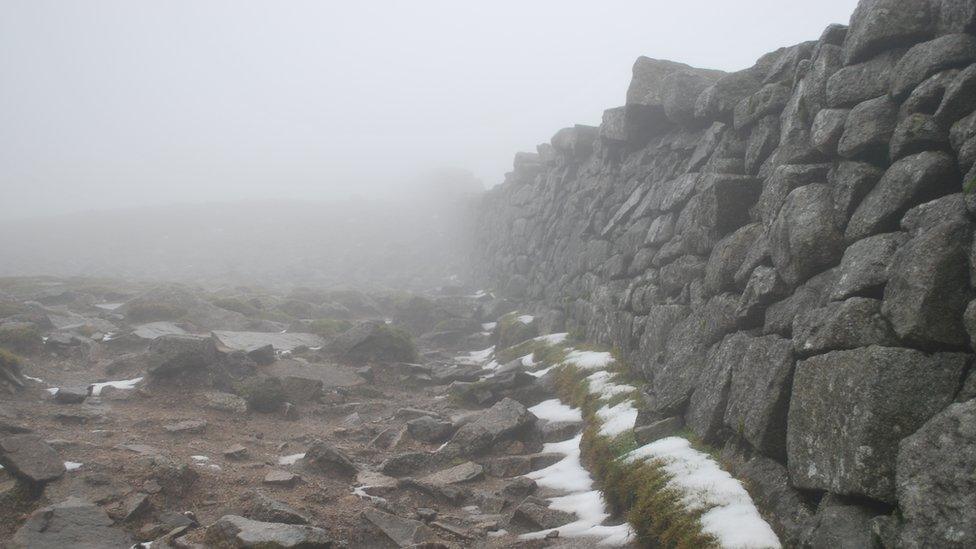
0, 0, 859, 220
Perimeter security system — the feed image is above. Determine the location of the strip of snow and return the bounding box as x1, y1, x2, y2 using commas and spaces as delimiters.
481, 322, 497, 331
352, 485, 387, 504
278, 453, 305, 465
518, 353, 536, 367
534, 332, 569, 345
526, 435, 593, 492
596, 401, 638, 438
563, 350, 614, 370
90, 377, 143, 396
529, 399, 583, 423
587, 371, 637, 400
46, 387, 58, 395
527, 365, 556, 378
23, 375, 45, 383
523, 434, 634, 545
457, 346, 494, 365
516, 314, 535, 324
625, 437, 781, 549
64, 461, 83, 471
95, 302, 124, 311
191, 455, 209, 462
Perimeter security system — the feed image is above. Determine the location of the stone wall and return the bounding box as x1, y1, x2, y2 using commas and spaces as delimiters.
471, 0, 976, 546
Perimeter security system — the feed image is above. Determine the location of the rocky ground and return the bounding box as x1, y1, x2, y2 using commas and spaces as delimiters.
0, 277, 629, 548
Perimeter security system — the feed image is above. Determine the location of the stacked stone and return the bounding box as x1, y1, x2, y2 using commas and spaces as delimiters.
471, 0, 976, 546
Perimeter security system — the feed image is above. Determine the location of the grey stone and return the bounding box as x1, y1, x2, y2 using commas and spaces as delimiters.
736, 266, 789, 325
890, 34, 976, 99
733, 83, 790, 130
362, 508, 435, 547
406, 416, 454, 443
704, 223, 763, 295
737, 457, 813, 547
896, 399, 976, 549
263, 470, 299, 487
769, 184, 844, 286
754, 164, 831, 226
417, 461, 483, 486
802, 501, 877, 549
882, 220, 973, 349
645, 213, 675, 245
513, 498, 575, 529
890, 113, 950, 160
695, 65, 766, 121
900, 192, 970, 235
829, 161, 883, 223
935, 63, 976, 125
901, 68, 960, 116
146, 334, 218, 376
551, 125, 597, 158
724, 335, 794, 459
811, 108, 849, 154
826, 49, 904, 107
787, 346, 967, 503
163, 419, 206, 434
10, 497, 132, 549
846, 151, 958, 242
441, 398, 535, 456
301, 440, 358, 477
792, 297, 898, 356
246, 491, 309, 525
830, 232, 908, 300
53, 386, 88, 404
744, 115, 780, 173
204, 515, 333, 548
686, 333, 749, 442
843, 0, 936, 64
837, 95, 898, 161
633, 416, 684, 445
380, 452, 430, 477
0, 434, 65, 483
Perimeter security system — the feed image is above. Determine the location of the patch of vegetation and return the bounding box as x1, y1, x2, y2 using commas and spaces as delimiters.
494, 311, 538, 350
307, 318, 353, 338
126, 301, 187, 323
0, 301, 27, 319
553, 354, 718, 548
0, 323, 41, 353
0, 347, 23, 371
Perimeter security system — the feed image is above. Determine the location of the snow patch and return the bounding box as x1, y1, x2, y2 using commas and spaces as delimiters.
23, 375, 45, 383
625, 437, 781, 549
191, 455, 209, 462
457, 346, 494, 365
516, 314, 535, 324
596, 401, 638, 438
64, 461, 83, 471
534, 332, 569, 344
587, 371, 637, 400
481, 322, 497, 331
90, 377, 143, 396
563, 350, 614, 370
278, 453, 305, 465
529, 399, 583, 423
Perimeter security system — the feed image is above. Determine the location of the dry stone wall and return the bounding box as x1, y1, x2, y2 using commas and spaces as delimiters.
471, 0, 976, 546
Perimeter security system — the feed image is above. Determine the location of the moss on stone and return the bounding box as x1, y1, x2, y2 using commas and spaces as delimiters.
306, 318, 353, 338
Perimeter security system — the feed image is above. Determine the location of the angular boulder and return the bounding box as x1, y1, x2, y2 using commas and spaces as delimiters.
787, 346, 968, 502
896, 399, 976, 549
10, 497, 132, 549
0, 434, 65, 483
769, 184, 844, 286
146, 334, 218, 376
204, 515, 333, 548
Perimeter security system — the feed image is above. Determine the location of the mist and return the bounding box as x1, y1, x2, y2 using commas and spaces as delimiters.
2, 1, 857, 218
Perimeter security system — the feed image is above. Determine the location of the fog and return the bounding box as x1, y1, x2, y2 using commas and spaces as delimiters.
0, 0, 857, 287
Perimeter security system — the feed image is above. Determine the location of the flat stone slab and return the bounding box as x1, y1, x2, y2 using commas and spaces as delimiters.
212, 331, 324, 353
0, 434, 65, 483
11, 497, 132, 548
266, 360, 363, 388
418, 461, 483, 486
132, 321, 188, 340
204, 515, 332, 548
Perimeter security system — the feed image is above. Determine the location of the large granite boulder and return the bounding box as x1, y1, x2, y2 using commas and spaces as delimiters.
882, 220, 973, 349
890, 34, 976, 99
328, 321, 417, 364
146, 334, 218, 376
792, 297, 898, 356
843, 0, 937, 64
441, 398, 536, 456
0, 434, 65, 483
787, 346, 968, 503
896, 398, 976, 549
830, 232, 908, 300
837, 95, 898, 161
769, 184, 844, 286
10, 497, 131, 548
